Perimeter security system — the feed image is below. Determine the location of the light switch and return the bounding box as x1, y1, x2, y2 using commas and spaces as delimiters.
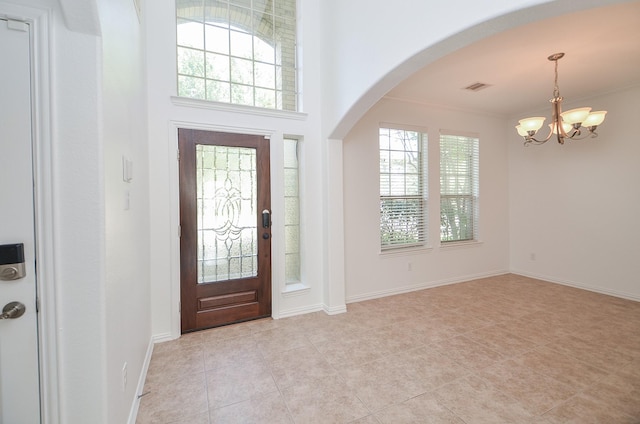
122, 156, 133, 182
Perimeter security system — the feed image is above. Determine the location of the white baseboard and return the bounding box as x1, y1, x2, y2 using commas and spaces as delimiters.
510, 270, 640, 302
278, 303, 326, 319
151, 332, 177, 344
127, 338, 155, 424
323, 303, 347, 315
345, 269, 510, 304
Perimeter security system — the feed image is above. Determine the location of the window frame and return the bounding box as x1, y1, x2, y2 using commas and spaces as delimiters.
379, 126, 428, 251
439, 131, 479, 244
175, 0, 298, 111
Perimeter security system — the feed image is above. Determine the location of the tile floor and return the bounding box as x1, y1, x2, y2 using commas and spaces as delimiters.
136, 274, 640, 423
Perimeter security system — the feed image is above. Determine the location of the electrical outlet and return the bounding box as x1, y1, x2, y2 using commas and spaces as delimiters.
122, 362, 128, 391
407, 262, 412, 271
530, 253, 536, 261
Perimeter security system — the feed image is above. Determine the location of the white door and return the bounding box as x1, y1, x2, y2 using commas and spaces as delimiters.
0, 18, 42, 423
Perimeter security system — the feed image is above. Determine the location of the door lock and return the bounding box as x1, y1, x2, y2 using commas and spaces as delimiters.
0, 243, 26, 281
1, 301, 26, 320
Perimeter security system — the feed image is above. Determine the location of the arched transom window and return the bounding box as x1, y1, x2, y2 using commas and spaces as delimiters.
176, 0, 297, 111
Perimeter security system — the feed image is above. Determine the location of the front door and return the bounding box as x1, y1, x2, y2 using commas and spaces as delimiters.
0, 18, 41, 423
179, 129, 272, 332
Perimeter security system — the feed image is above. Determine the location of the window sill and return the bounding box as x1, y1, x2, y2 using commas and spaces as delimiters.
171, 96, 308, 121
282, 282, 310, 297
439, 240, 484, 250
379, 245, 433, 258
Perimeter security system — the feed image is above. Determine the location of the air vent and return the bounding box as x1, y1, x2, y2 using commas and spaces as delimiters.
464, 82, 492, 92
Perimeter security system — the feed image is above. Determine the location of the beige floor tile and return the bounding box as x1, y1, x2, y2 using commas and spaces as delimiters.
206, 359, 278, 409
136, 275, 640, 423
543, 393, 637, 424
513, 345, 610, 389
433, 335, 504, 371
267, 345, 337, 390
478, 359, 577, 415
547, 334, 636, 372
350, 415, 382, 424
433, 375, 534, 423
252, 326, 312, 360
395, 347, 470, 393
281, 375, 369, 423
466, 324, 538, 358
580, 366, 640, 418
203, 335, 263, 371
209, 391, 293, 424
314, 332, 388, 369
144, 344, 204, 391
375, 392, 464, 424
340, 357, 423, 412
136, 372, 208, 424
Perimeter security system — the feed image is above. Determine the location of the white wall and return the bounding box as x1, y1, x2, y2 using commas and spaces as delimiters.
97, 0, 151, 423
48, 9, 108, 424
145, 0, 328, 340
343, 98, 510, 301
509, 86, 640, 300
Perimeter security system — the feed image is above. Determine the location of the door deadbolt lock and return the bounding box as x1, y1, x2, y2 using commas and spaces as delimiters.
0, 243, 26, 281
1, 302, 26, 320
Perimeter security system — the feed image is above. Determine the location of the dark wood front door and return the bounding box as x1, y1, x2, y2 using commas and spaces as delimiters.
179, 129, 271, 333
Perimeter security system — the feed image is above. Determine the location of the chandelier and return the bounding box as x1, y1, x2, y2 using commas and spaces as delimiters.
515, 53, 607, 146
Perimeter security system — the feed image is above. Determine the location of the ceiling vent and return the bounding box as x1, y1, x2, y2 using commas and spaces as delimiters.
464, 82, 492, 92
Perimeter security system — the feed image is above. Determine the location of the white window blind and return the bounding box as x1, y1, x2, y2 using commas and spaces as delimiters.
379, 128, 428, 249
439, 133, 479, 243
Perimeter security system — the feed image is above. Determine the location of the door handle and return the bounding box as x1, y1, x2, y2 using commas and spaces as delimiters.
262, 209, 271, 228
0, 301, 26, 320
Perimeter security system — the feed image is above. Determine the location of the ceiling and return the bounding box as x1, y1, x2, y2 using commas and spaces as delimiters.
385, 1, 640, 120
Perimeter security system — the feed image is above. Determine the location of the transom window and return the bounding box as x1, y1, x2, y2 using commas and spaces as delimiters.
176, 0, 298, 111
379, 127, 428, 250
440, 133, 479, 243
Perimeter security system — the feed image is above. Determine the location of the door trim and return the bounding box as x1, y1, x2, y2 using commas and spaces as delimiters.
0, 3, 58, 423
167, 121, 279, 340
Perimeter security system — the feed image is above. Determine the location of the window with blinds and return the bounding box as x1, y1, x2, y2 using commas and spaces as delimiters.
439, 133, 479, 243
379, 127, 428, 250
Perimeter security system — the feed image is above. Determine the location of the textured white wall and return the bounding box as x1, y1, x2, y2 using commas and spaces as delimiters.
509, 86, 640, 300
343, 98, 510, 301
49, 11, 107, 424
97, 0, 151, 423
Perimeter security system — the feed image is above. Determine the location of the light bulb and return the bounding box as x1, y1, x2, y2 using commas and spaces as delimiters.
582, 111, 607, 127
518, 117, 546, 132
561, 107, 591, 125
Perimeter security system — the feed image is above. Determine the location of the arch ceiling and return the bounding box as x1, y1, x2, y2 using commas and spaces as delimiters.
330, 0, 640, 138
386, 1, 640, 119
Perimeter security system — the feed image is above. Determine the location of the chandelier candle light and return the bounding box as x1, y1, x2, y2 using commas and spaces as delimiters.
515, 53, 607, 146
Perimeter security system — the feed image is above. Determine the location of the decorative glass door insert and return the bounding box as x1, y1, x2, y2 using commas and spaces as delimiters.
197, 144, 258, 283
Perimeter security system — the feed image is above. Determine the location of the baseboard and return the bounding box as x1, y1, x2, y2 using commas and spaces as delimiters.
127, 338, 155, 424
323, 303, 348, 315
345, 269, 510, 304
151, 332, 177, 344
278, 303, 326, 319
510, 270, 640, 302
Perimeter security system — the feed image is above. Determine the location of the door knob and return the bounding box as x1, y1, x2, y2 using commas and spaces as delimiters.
0, 301, 26, 320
